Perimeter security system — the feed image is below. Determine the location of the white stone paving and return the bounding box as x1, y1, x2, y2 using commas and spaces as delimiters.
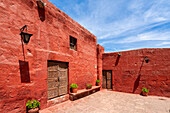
40, 90, 170, 113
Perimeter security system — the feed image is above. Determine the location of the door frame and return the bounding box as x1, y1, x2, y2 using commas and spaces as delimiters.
102, 70, 112, 89
47, 60, 69, 99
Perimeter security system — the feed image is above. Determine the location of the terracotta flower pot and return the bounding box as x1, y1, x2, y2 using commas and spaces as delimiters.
86, 87, 92, 89
96, 82, 100, 86
28, 108, 39, 113
142, 91, 148, 96
72, 88, 77, 93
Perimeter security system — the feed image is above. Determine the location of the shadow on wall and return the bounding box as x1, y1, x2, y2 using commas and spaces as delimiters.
133, 57, 146, 93
37, 1, 45, 22
19, 60, 30, 83
115, 54, 121, 66
133, 74, 141, 93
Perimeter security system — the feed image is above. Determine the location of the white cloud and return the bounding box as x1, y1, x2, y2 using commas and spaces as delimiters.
157, 42, 170, 46
50, 0, 170, 51
75, 0, 170, 43
101, 31, 170, 45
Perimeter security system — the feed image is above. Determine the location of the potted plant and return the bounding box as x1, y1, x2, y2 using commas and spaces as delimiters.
96, 79, 100, 86
26, 99, 40, 113
70, 83, 78, 93
142, 87, 149, 96
86, 84, 92, 89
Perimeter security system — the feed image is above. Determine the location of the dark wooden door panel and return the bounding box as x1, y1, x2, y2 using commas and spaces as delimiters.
47, 88, 59, 99
59, 78, 67, 86
58, 63, 68, 70
107, 71, 112, 79
47, 61, 68, 99
102, 71, 106, 88
59, 86, 67, 96
106, 71, 112, 89
58, 70, 68, 96
107, 82, 112, 89
47, 71, 58, 78
102, 70, 112, 89
48, 62, 58, 71
47, 79, 59, 89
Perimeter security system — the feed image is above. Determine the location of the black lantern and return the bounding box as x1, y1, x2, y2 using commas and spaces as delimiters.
20, 32, 32, 44
118, 53, 121, 56
144, 56, 150, 63
20, 25, 33, 44
145, 59, 150, 63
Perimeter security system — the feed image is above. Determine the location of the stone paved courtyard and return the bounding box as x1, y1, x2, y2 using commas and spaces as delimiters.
40, 90, 170, 113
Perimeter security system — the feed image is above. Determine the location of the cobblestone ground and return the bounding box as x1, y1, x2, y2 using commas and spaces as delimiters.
40, 90, 170, 113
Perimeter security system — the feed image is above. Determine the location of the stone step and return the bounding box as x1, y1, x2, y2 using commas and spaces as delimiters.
69, 86, 101, 101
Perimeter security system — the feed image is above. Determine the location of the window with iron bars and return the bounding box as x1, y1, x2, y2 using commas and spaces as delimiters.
70, 36, 77, 51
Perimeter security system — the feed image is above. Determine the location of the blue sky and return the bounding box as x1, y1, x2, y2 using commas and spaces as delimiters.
49, 0, 170, 52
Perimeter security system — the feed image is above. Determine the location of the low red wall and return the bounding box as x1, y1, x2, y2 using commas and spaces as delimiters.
103, 48, 170, 97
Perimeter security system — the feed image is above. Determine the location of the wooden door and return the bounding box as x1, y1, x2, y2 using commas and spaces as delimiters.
58, 62, 68, 96
106, 71, 112, 89
102, 71, 107, 88
102, 70, 112, 89
47, 61, 68, 99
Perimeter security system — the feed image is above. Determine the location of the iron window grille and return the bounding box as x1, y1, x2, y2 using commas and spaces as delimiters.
70, 36, 77, 51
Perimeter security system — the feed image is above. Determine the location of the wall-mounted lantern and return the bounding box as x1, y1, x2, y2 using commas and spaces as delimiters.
118, 53, 121, 56
20, 25, 33, 44
37, 0, 46, 8
144, 56, 149, 63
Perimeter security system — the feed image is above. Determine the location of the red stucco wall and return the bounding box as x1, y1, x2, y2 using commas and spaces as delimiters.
97, 44, 104, 87
103, 48, 170, 97
0, 0, 97, 112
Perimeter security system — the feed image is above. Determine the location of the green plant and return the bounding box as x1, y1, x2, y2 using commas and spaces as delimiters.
26, 99, 40, 109
70, 83, 78, 88
96, 79, 100, 83
87, 84, 92, 88
142, 87, 149, 92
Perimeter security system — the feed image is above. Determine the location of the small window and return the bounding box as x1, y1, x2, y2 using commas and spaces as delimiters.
70, 36, 77, 51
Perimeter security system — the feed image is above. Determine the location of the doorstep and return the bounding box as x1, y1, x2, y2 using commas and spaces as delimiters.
69, 86, 101, 101
47, 94, 69, 107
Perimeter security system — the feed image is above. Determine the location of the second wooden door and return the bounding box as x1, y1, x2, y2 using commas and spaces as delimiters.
102, 70, 112, 89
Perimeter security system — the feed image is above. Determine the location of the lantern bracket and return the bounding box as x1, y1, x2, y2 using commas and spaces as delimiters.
20, 25, 27, 32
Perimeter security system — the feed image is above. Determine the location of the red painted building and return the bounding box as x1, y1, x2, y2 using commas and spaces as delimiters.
102, 48, 170, 98
0, 0, 103, 112
0, 0, 169, 112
